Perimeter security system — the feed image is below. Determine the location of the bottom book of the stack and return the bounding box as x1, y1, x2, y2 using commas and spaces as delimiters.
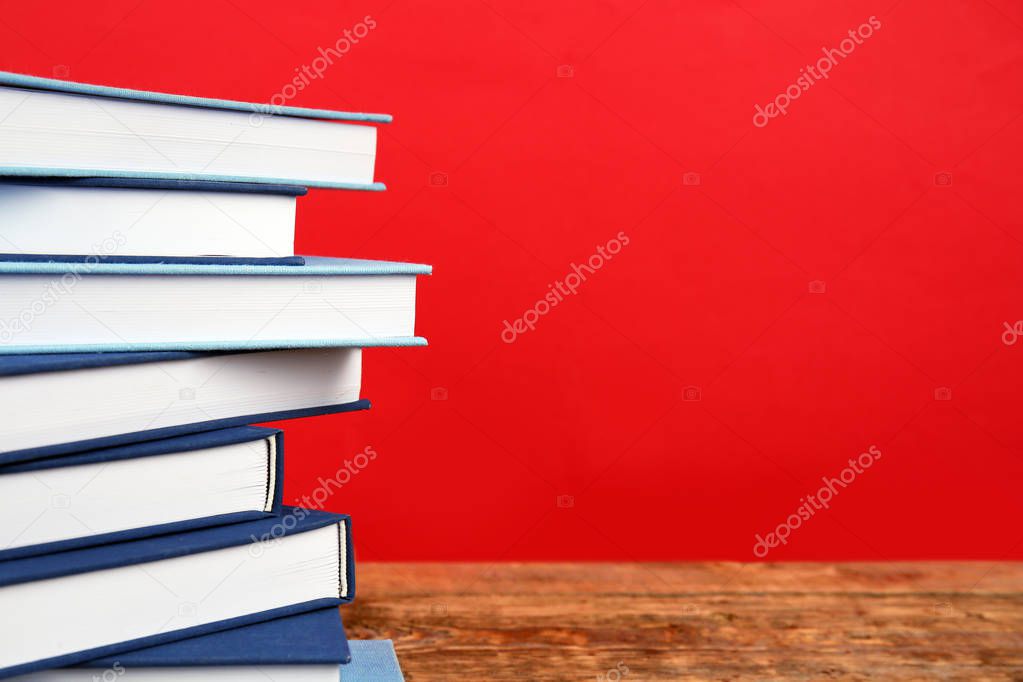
7, 608, 403, 681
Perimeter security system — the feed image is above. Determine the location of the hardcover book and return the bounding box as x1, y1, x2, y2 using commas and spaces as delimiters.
0, 508, 353, 678
0, 348, 366, 464
3, 611, 404, 682
344, 641, 405, 682
5, 608, 352, 681
0, 177, 307, 263
0, 426, 285, 560
0, 71, 391, 190
0, 256, 430, 354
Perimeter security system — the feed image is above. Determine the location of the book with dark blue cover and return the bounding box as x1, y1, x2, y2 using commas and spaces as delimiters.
0, 350, 199, 377
81, 608, 351, 667
0, 426, 285, 560
0, 397, 369, 466
71, 612, 404, 682
0, 176, 309, 195
0, 349, 370, 466
0, 506, 353, 590
0, 508, 354, 679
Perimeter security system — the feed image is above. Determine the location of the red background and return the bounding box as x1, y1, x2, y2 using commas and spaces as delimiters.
4, 0, 1023, 560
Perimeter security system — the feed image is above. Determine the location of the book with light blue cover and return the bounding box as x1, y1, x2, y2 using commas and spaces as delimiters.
345, 641, 405, 682
0, 70, 392, 190
0, 256, 431, 354
0, 255, 431, 276
0, 71, 392, 123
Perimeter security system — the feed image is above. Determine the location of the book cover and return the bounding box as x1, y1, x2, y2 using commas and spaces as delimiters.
0, 176, 308, 196
345, 641, 405, 682
0, 70, 392, 123
0, 253, 306, 266
0, 255, 432, 276
81, 607, 351, 667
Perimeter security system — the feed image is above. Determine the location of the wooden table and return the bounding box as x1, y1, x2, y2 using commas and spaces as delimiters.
344, 563, 1023, 680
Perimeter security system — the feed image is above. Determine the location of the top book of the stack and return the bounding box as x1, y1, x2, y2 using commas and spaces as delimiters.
0, 71, 390, 191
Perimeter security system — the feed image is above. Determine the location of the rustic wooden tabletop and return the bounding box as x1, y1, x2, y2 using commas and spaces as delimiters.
343, 562, 1023, 681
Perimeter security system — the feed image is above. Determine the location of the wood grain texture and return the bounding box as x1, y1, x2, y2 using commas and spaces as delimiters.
344, 563, 1023, 681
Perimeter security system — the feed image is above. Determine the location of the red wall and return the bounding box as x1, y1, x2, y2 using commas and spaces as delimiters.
5, 0, 1023, 560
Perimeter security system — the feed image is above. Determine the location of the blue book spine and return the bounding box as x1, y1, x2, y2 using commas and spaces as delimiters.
0, 70, 393, 124
0, 177, 309, 196
0, 255, 433, 276
0, 253, 307, 267
345, 641, 406, 681
0, 167, 387, 192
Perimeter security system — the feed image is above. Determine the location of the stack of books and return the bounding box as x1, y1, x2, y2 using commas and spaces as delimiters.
0, 71, 429, 681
